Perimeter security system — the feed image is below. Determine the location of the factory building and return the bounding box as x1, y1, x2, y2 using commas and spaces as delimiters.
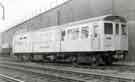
1, 0, 135, 61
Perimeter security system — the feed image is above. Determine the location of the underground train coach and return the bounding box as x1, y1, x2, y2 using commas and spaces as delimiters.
12, 15, 128, 65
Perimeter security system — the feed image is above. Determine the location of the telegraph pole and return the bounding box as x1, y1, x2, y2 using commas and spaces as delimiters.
0, 2, 5, 20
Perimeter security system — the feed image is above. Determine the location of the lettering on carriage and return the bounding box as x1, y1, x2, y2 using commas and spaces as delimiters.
106, 37, 111, 40
104, 44, 112, 47
40, 46, 49, 48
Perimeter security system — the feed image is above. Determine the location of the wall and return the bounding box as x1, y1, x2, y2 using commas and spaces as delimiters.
2, 0, 112, 46
113, 0, 135, 61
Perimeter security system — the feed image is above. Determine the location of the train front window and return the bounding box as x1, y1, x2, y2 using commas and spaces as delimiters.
104, 23, 113, 34
121, 24, 127, 35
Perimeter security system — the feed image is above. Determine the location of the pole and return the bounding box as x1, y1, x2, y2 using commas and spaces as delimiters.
0, 2, 5, 20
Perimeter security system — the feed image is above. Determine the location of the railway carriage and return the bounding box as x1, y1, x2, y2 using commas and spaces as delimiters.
12, 15, 128, 65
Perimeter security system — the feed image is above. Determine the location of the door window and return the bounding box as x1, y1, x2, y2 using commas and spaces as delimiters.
121, 24, 127, 35
116, 24, 119, 35
61, 31, 65, 41
93, 24, 99, 37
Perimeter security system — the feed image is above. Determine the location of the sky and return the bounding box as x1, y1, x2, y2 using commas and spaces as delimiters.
0, 0, 66, 32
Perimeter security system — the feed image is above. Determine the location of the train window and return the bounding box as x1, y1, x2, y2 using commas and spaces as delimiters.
104, 23, 113, 34
24, 37, 27, 39
61, 31, 65, 41
116, 24, 119, 35
20, 37, 23, 40
81, 26, 89, 39
67, 29, 72, 40
93, 24, 98, 37
20, 36, 27, 40
121, 24, 127, 35
67, 28, 79, 40
72, 28, 79, 40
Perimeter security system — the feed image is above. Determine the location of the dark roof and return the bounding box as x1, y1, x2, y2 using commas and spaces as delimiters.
104, 16, 127, 22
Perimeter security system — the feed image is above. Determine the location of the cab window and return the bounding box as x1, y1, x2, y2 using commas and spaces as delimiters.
116, 24, 119, 35
104, 23, 113, 34
121, 24, 127, 35
81, 26, 89, 39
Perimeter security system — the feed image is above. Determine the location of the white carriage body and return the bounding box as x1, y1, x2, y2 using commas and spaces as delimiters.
31, 27, 61, 53
13, 32, 32, 53
60, 15, 128, 52
60, 21, 103, 52
12, 15, 128, 55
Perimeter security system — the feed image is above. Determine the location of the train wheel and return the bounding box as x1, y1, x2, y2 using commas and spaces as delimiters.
26, 55, 33, 62
91, 55, 103, 66
17, 55, 24, 62
71, 56, 78, 65
48, 55, 56, 63
104, 56, 113, 65
29, 54, 33, 61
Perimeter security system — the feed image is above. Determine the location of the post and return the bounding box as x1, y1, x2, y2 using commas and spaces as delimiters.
0, 2, 5, 20
57, 10, 61, 25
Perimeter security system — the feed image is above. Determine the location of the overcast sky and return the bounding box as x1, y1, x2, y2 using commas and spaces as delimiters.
0, 0, 66, 32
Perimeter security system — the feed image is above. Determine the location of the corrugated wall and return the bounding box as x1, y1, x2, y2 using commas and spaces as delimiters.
113, 0, 135, 61
2, 0, 112, 46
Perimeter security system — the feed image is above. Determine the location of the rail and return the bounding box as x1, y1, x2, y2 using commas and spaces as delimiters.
0, 73, 24, 82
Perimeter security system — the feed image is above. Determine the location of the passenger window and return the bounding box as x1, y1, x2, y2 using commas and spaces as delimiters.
24, 37, 27, 39
67, 29, 72, 40
121, 24, 127, 35
81, 26, 89, 39
104, 23, 113, 34
67, 28, 79, 40
20, 37, 23, 40
20, 36, 27, 40
61, 31, 65, 41
72, 28, 79, 40
116, 24, 119, 35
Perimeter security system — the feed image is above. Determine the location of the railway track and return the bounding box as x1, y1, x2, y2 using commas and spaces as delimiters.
0, 62, 97, 82
0, 56, 134, 72
0, 61, 135, 82
0, 73, 24, 82
35, 61, 135, 74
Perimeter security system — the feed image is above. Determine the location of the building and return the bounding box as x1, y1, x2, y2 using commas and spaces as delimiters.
113, 0, 135, 61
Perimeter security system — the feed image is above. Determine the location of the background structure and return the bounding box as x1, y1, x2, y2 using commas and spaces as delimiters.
1, 0, 135, 61
113, 0, 135, 61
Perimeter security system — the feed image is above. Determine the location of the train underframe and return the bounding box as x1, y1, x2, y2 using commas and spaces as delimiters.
14, 50, 128, 65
